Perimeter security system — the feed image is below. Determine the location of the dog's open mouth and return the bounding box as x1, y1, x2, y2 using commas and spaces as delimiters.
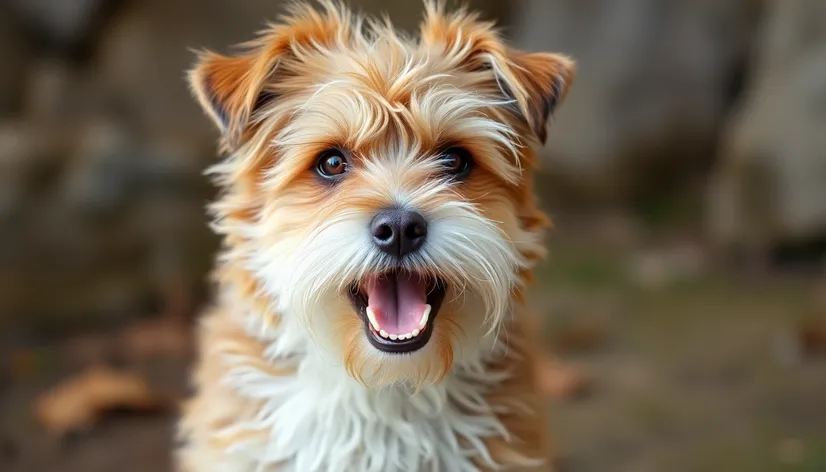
348, 271, 446, 354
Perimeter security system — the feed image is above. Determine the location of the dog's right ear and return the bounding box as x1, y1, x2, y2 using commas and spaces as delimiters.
189, 2, 356, 149
188, 51, 270, 148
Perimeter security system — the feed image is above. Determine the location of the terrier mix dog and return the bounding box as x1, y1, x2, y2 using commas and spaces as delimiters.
177, 2, 574, 471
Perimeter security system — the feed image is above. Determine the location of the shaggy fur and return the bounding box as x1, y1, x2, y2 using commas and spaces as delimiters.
176, 2, 574, 471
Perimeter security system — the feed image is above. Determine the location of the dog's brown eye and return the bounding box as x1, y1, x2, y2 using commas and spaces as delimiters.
440, 147, 472, 178
316, 150, 349, 179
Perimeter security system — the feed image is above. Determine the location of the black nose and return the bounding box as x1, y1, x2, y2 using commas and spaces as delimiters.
370, 208, 428, 258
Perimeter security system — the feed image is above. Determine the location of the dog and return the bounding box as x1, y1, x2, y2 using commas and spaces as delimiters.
176, 2, 574, 471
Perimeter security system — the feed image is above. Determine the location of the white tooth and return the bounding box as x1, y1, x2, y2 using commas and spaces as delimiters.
389, 334, 398, 340
366, 307, 381, 331
419, 305, 432, 329
412, 329, 420, 337
379, 329, 389, 338
401, 334, 410, 340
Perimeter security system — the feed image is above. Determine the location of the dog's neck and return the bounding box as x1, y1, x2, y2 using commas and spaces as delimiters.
214, 279, 526, 472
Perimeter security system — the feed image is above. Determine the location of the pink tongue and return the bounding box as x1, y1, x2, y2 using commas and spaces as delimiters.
366, 273, 428, 335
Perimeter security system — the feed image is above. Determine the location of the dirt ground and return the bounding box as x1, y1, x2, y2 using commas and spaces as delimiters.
534, 237, 826, 472
2, 227, 825, 472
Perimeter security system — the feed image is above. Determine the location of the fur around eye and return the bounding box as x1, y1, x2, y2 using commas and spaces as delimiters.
315, 149, 349, 179
440, 147, 473, 178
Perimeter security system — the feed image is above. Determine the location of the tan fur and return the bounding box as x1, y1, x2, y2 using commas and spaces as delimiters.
178, 2, 574, 470
178, 308, 274, 469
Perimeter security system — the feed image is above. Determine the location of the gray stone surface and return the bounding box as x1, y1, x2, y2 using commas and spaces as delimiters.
0, 4, 29, 116
511, 0, 761, 203
709, 0, 826, 252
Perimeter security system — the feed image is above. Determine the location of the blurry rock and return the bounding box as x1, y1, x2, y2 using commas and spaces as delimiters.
21, 59, 110, 122
8, 0, 117, 55
0, 4, 29, 116
511, 0, 761, 204
23, 60, 74, 121
136, 133, 215, 198
96, 0, 288, 138
709, 0, 826, 254
0, 123, 42, 219
0, 119, 211, 329
61, 119, 140, 216
0, 130, 215, 330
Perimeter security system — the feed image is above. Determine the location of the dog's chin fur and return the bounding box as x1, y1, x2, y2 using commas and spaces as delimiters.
177, 2, 575, 471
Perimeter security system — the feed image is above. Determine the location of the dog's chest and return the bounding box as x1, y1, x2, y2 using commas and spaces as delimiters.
225, 357, 509, 472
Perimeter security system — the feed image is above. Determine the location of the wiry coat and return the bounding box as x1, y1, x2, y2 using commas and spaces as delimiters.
177, 2, 574, 471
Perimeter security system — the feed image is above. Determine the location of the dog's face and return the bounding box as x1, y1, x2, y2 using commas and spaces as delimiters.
190, 3, 573, 387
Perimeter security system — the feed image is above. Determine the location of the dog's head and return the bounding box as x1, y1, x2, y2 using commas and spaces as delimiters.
189, 1, 574, 387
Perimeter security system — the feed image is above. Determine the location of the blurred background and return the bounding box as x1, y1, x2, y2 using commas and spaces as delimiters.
1, 0, 825, 471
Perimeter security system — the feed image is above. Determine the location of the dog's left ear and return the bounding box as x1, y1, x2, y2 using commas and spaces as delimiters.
420, 4, 575, 144
495, 51, 576, 144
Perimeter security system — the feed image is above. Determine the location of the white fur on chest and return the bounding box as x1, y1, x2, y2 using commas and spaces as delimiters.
215, 320, 516, 472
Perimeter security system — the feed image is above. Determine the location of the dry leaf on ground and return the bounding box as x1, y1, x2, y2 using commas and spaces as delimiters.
550, 318, 609, 354
118, 316, 193, 360
798, 318, 826, 356
536, 356, 590, 400
34, 366, 166, 435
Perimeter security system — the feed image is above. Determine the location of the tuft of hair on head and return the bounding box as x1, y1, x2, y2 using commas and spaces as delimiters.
188, 0, 575, 150
187, 0, 356, 151
419, 0, 575, 144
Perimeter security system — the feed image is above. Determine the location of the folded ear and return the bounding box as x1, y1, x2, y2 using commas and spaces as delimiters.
494, 51, 575, 144
188, 51, 268, 147
188, 2, 355, 149
419, 3, 575, 144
